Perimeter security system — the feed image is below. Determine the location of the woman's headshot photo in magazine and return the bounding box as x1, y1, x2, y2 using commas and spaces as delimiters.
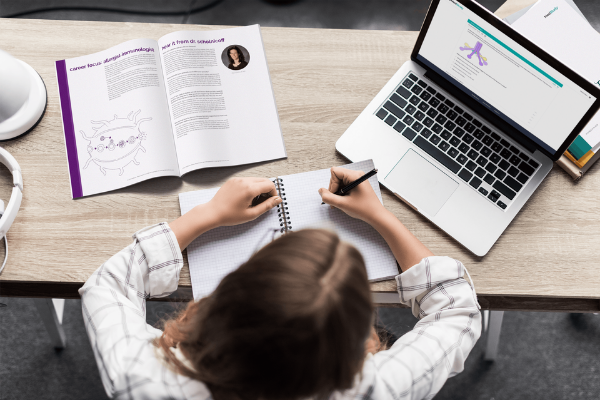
222, 45, 250, 70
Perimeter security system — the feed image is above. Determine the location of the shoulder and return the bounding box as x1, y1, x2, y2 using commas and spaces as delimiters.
330, 355, 410, 399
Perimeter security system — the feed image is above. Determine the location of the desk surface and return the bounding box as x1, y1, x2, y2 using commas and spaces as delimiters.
0, 0, 598, 312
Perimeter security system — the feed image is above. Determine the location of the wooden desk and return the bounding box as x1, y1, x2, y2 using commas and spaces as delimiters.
0, 0, 598, 313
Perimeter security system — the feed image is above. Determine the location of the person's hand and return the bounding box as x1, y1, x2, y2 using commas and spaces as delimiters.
318, 167, 388, 225
364, 326, 382, 355
206, 177, 281, 227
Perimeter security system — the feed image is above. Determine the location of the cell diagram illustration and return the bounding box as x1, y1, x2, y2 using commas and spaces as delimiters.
459, 41, 488, 66
79, 110, 151, 176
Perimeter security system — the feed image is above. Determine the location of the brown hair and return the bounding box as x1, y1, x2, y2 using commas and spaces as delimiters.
155, 229, 373, 400
227, 45, 246, 64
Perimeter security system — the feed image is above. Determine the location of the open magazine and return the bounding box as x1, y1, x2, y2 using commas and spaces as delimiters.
56, 25, 286, 198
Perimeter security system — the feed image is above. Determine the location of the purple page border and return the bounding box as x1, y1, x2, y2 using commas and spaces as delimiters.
56, 60, 83, 198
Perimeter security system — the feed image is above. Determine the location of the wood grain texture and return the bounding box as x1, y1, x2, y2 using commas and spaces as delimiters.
0, 0, 599, 310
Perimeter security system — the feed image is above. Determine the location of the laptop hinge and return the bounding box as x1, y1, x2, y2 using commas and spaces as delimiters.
424, 70, 537, 154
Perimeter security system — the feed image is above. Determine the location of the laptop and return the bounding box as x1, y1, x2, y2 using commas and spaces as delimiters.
336, 0, 600, 256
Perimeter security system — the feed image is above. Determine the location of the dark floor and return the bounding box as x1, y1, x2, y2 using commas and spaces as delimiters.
3, 0, 600, 32
2, 0, 600, 399
1, 298, 599, 400
380, 308, 600, 400
0, 0, 508, 30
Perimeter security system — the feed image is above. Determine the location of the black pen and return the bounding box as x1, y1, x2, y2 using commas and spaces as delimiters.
251, 192, 272, 207
321, 168, 378, 204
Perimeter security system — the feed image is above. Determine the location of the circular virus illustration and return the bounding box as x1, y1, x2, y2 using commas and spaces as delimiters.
79, 110, 152, 175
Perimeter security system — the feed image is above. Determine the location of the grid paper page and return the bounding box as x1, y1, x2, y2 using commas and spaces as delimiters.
280, 160, 399, 281
179, 188, 281, 299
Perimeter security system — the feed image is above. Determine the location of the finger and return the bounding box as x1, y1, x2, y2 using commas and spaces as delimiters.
250, 177, 275, 185
318, 188, 344, 208
329, 168, 343, 194
331, 167, 363, 187
249, 195, 282, 218
252, 179, 278, 197
329, 167, 361, 194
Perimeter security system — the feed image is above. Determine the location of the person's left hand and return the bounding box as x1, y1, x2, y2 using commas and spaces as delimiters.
207, 177, 281, 227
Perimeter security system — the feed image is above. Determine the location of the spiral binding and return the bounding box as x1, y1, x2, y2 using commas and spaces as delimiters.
274, 178, 291, 233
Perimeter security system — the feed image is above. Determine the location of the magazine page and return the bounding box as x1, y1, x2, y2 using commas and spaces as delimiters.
157, 25, 286, 175
56, 38, 180, 198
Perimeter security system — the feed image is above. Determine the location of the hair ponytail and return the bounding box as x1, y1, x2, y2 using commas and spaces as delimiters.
155, 229, 373, 400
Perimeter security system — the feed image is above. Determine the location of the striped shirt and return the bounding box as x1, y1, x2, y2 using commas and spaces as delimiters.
80, 223, 481, 399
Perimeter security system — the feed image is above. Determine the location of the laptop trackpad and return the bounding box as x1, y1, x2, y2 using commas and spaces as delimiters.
386, 149, 459, 217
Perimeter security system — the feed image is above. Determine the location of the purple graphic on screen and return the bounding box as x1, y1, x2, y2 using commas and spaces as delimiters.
460, 41, 488, 66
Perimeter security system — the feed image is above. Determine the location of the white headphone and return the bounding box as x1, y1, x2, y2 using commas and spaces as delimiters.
0, 147, 22, 274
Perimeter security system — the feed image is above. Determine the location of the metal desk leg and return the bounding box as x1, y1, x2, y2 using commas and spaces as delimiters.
484, 310, 504, 361
33, 298, 67, 349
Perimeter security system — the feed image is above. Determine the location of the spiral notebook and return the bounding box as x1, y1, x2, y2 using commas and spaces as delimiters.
179, 159, 399, 299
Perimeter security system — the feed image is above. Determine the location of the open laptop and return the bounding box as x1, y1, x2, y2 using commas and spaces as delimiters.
336, 0, 600, 256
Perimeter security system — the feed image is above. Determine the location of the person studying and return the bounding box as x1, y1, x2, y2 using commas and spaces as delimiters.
79, 166, 481, 400
179, 160, 399, 299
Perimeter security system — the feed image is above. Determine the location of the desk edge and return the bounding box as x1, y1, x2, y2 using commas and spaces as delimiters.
1, 282, 598, 312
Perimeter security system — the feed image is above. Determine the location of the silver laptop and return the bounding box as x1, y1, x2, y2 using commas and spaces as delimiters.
337, 0, 600, 256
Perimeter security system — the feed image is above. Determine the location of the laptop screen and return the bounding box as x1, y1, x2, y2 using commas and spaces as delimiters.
415, 0, 596, 154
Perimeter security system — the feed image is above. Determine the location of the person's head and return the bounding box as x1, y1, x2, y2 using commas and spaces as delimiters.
155, 229, 374, 400
228, 46, 245, 64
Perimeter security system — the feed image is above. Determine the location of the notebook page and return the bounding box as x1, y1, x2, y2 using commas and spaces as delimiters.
280, 160, 399, 281
179, 188, 281, 299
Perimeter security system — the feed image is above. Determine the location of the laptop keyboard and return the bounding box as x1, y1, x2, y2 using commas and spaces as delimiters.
376, 72, 541, 210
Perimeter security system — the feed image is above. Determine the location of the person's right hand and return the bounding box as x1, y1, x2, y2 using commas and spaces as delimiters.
318, 167, 388, 225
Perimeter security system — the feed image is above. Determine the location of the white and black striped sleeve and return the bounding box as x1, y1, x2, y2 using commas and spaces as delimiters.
78, 222, 186, 398
360, 256, 482, 400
